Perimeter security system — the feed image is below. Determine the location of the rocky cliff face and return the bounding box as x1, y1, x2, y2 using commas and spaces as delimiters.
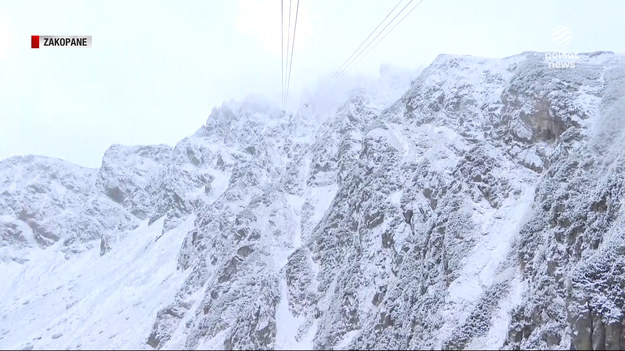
0, 51, 624, 350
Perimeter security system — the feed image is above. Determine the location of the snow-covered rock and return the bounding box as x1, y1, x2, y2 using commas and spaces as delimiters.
1, 52, 624, 350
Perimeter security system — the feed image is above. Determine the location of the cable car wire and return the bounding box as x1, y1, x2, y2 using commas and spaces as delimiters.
285, 0, 300, 105
325, 0, 404, 85
281, 0, 284, 107
331, 0, 414, 82
345, 0, 426, 73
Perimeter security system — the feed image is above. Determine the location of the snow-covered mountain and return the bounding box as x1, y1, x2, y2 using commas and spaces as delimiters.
1, 51, 624, 350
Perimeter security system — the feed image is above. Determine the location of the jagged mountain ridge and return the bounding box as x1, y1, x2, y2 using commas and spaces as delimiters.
0, 51, 624, 350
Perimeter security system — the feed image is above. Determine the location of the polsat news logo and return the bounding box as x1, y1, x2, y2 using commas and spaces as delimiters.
31, 35, 92, 48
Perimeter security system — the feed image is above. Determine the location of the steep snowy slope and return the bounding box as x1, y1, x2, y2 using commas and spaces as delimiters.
0, 52, 624, 350
0, 155, 138, 262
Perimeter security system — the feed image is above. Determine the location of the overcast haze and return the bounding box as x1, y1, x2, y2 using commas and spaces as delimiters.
0, 0, 623, 167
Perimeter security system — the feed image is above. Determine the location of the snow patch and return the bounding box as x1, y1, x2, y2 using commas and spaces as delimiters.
0, 216, 194, 350
274, 277, 314, 350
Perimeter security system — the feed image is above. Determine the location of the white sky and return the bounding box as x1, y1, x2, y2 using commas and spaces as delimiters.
0, 0, 623, 167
